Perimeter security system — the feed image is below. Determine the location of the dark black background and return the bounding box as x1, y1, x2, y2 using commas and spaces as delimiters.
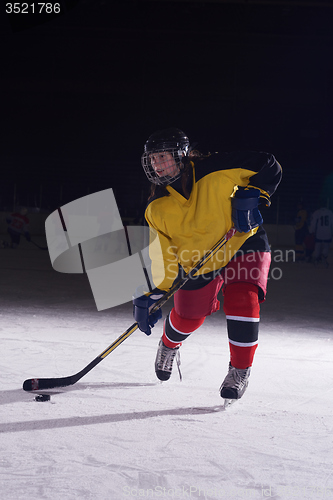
1, 0, 333, 223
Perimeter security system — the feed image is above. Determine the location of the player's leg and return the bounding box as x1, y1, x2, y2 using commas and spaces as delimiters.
220, 251, 271, 400
8, 229, 20, 249
295, 229, 305, 261
313, 241, 322, 265
155, 275, 223, 381
321, 241, 330, 267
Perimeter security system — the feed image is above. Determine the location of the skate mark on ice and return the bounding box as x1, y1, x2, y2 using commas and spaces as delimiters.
76, 382, 158, 390
0, 405, 230, 434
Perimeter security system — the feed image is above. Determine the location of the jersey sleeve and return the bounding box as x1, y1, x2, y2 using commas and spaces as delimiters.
145, 209, 180, 291
197, 151, 282, 206
242, 152, 282, 205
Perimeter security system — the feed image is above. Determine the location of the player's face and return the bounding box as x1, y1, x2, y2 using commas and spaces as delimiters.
150, 152, 179, 178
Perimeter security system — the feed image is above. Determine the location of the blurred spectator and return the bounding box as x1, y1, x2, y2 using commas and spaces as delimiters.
294, 201, 308, 261
303, 232, 315, 263
309, 202, 333, 267
6, 207, 31, 249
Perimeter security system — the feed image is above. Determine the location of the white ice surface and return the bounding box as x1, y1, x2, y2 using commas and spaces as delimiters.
1, 237, 333, 500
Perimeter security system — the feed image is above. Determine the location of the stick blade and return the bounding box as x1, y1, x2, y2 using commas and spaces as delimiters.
23, 376, 74, 392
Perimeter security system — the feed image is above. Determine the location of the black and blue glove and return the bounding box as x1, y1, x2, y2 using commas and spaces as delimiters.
133, 288, 166, 335
232, 187, 263, 233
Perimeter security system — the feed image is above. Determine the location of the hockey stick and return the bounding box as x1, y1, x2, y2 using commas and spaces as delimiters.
29, 239, 48, 250
23, 228, 236, 392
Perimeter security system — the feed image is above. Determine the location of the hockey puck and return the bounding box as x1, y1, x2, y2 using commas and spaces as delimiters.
34, 394, 51, 402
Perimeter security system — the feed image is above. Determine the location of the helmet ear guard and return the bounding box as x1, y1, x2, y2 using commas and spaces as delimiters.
141, 128, 190, 186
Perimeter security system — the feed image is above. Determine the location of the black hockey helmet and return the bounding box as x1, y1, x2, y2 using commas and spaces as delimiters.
141, 128, 190, 185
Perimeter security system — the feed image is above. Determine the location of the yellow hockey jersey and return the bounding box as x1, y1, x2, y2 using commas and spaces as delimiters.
145, 151, 282, 292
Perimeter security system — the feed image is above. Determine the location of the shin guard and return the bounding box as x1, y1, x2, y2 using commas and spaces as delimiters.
162, 308, 205, 349
223, 282, 260, 369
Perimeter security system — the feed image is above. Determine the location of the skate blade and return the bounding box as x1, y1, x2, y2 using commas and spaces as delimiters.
223, 398, 237, 409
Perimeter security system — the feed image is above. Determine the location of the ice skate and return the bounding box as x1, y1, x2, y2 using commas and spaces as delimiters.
220, 363, 251, 401
155, 338, 181, 381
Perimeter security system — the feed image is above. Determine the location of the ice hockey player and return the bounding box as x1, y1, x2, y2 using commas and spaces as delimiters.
133, 128, 282, 404
6, 207, 31, 249
309, 201, 333, 267
294, 201, 308, 261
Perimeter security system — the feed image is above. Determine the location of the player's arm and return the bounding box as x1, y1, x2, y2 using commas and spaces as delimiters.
238, 152, 282, 206
144, 213, 179, 292
230, 152, 282, 233
132, 215, 179, 335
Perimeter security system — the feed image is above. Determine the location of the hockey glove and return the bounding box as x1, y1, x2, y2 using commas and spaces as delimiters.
25, 232, 31, 242
133, 287, 165, 336
232, 187, 263, 233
